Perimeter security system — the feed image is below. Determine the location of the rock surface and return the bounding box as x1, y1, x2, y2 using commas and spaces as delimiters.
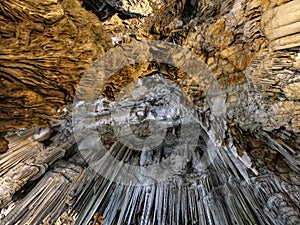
0, 0, 299, 225
0, 0, 112, 134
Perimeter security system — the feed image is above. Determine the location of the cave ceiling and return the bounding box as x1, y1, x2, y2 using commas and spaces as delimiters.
0, 0, 299, 225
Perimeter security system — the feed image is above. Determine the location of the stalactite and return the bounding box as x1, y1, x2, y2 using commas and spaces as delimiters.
0, 0, 299, 225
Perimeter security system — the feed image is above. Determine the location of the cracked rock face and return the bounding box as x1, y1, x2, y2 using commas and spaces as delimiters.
0, 0, 299, 225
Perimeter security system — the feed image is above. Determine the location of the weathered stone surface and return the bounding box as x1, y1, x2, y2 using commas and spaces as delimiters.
270, 33, 300, 50
262, 0, 300, 50
242, 47, 300, 134
0, 0, 112, 133
283, 82, 300, 100
106, 0, 152, 16
0, 135, 8, 153
0, 0, 300, 224
0, 0, 64, 24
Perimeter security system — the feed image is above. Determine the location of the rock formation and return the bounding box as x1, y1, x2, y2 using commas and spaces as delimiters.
0, 0, 299, 225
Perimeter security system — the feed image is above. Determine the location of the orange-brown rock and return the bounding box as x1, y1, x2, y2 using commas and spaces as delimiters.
0, 0, 112, 134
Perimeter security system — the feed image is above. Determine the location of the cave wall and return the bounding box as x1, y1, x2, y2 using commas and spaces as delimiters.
0, 0, 299, 224
0, 0, 299, 150
0, 0, 112, 133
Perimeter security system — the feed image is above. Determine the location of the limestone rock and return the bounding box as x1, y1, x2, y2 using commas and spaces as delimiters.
106, 0, 152, 16
0, 0, 300, 225
283, 82, 300, 100
262, 0, 300, 50
0, 0, 112, 133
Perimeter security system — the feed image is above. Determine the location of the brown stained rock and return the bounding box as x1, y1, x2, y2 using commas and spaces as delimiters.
96, 0, 300, 138
0, 135, 8, 153
220, 44, 253, 71
283, 82, 300, 100
0, 0, 298, 138
0, 1, 300, 225
243, 48, 300, 133
271, 101, 300, 131
0, 0, 298, 135
101, 0, 195, 41
0, 0, 64, 24
291, 116, 300, 133
180, 0, 265, 104
0, 0, 112, 133
0, 2, 192, 135
294, 56, 300, 70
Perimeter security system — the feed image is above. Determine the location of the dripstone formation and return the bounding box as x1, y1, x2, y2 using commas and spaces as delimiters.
0, 0, 299, 225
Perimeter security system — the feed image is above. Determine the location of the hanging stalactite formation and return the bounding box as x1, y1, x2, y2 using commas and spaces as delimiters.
0, 0, 300, 225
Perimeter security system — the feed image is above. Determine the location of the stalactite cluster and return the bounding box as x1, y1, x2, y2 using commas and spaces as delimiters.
0, 0, 299, 225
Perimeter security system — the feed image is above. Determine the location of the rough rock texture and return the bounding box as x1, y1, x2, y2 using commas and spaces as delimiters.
262, 0, 300, 50
0, 0, 112, 134
106, 0, 153, 16
0, 0, 300, 225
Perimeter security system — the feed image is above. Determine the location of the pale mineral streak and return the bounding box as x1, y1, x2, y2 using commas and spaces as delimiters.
106, 0, 153, 16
